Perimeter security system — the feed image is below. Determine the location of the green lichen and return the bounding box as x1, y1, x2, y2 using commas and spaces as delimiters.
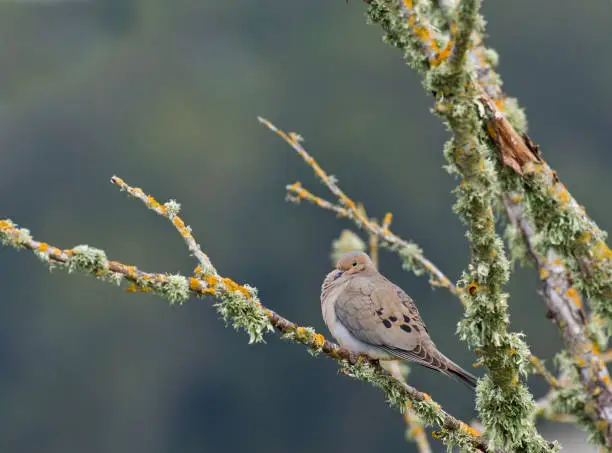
67, 245, 108, 274
395, 243, 426, 276
163, 274, 190, 305
164, 199, 181, 217
550, 377, 605, 447
214, 288, 272, 344
522, 178, 612, 325
367, 0, 429, 73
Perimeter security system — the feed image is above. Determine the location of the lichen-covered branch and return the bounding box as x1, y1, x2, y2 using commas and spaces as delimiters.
110, 176, 218, 275
504, 196, 612, 448
361, 1, 553, 451
0, 177, 492, 453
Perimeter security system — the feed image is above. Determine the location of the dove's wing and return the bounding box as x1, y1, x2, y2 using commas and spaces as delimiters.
334, 274, 444, 371
333, 273, 478, 388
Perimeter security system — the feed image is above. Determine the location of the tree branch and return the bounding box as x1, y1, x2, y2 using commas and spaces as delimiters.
0, 177, 492, 453
504, 195, 612, 448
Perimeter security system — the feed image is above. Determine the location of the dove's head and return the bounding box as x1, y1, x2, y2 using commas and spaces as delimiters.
335, 251, 374, 277
321, 251, 374, 298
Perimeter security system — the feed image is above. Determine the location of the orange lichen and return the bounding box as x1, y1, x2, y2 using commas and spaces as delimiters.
552, 185, 571, 206
539, 267, 550, 280
431, 39, 453, 66
204, 274, 219, 288
172, 216, 187, 233
467, 282, 480, 296
125, 266, 137, 278
593, 240, 612, 260
592, 343, 601, 356
494, 98, 506, 111
382, 212, 393, 227
38, 242, 49, 252
565, 288, 582, 308
408, 425, 424, 437
146, 195, 167, 214
312, 333, 325, 348
459, 421, 481, 437
189, 277, 200, 291
287, 181, 302, 192
125, 283, 151, 293
486, 123, 497, 140
221, 277, 251, 297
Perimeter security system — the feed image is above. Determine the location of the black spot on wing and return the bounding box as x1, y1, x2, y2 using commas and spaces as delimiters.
403, 315, 410, 323
400, 324, 412, 333
389, 316, 397, 322
383, 319, 392, 328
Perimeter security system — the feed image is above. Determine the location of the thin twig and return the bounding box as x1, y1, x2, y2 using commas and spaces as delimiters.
259, 117, 458, 295
111, 176, 218, 275
529, 355, 561, 390
285, 182, 349, 218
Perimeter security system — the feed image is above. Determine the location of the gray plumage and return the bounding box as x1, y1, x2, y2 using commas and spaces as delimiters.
321, 251, 477, 389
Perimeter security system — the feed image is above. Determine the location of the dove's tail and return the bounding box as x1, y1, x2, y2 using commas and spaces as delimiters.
445, 365, 478, 390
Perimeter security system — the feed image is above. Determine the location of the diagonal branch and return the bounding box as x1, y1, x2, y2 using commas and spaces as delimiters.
504, 196, 612, 448
0, 178, 493, 453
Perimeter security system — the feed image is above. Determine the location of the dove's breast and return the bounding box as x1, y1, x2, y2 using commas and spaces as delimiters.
321, 277, 393, 360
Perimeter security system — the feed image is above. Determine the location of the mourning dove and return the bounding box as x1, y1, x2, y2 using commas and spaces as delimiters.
321, 251, 477, 389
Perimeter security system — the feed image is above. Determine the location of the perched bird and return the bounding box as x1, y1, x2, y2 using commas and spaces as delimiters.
321, 251, 477, 389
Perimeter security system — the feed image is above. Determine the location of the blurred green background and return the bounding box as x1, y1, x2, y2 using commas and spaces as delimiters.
0, 1, 610, 452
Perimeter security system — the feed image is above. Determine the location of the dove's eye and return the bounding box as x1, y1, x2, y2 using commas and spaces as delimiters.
352, 261, 358, 267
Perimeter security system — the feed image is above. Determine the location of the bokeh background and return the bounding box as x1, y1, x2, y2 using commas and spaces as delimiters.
0, 1, 610, 452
